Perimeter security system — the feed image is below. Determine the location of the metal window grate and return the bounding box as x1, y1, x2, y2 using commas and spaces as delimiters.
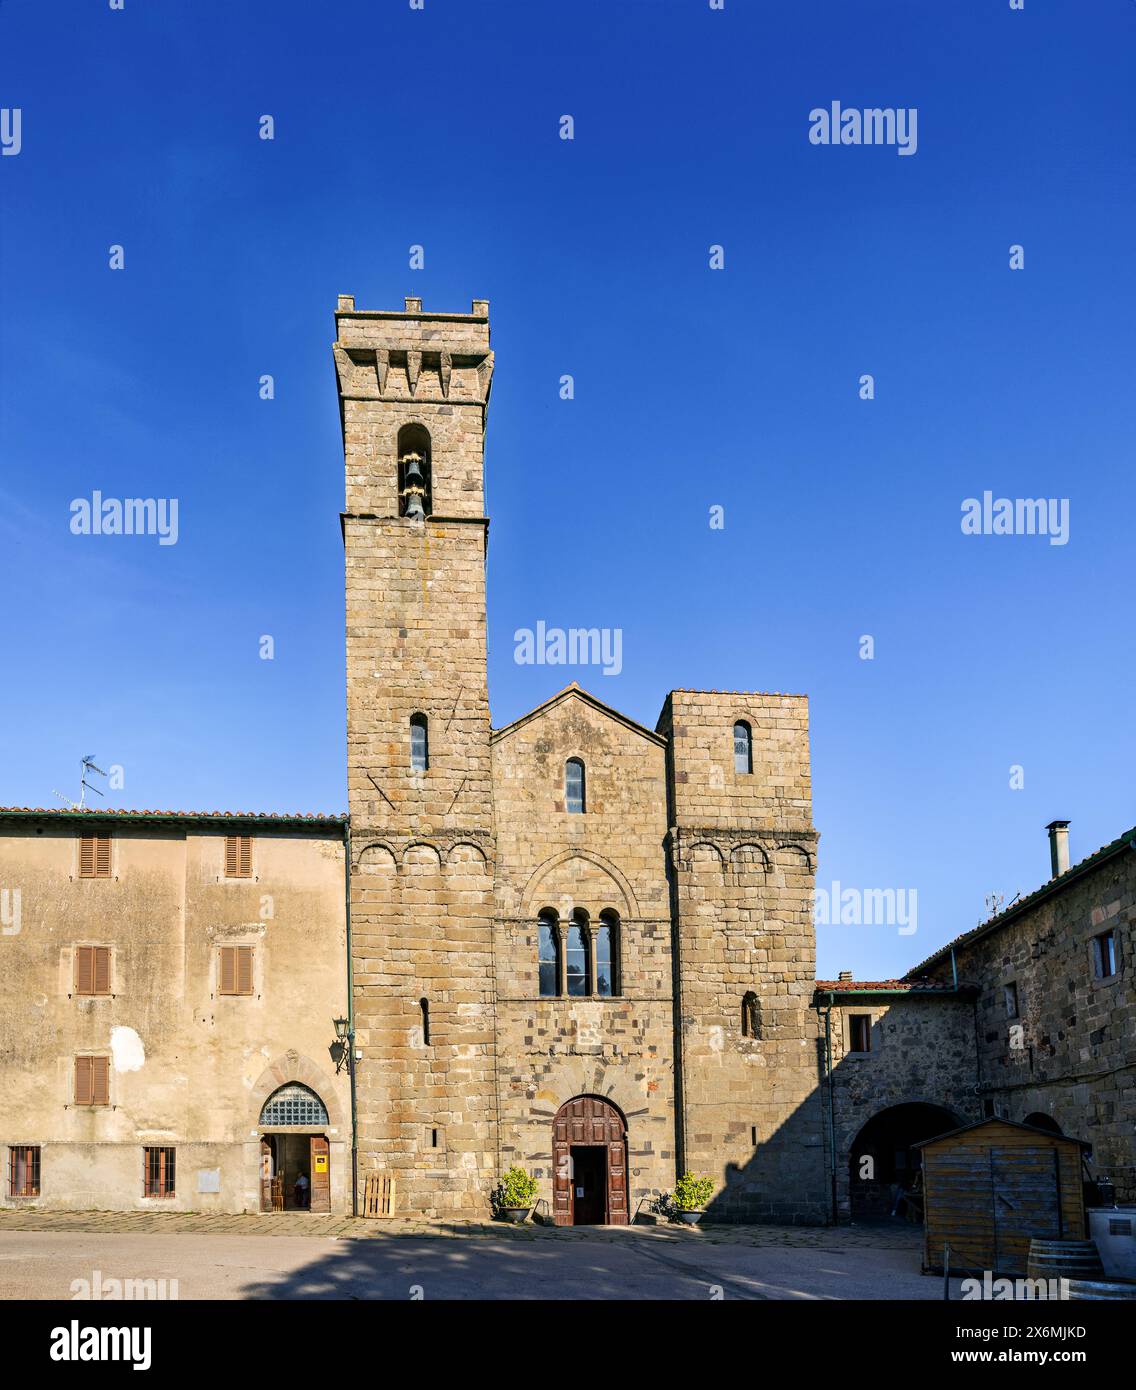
143, 1146, 175, 1198
9, 1145, 40, 1197
259, 1083, 329, 1127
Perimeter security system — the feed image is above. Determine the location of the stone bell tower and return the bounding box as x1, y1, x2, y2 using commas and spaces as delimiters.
335, 294, 498, 1215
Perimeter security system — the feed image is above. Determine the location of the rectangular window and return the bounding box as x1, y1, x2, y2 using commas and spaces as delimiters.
78, 834, 112, 879
218, 945, 254, 996
1004, 982, 1019, 1018
8, 1145, 40, 1198
74, 945, 111, 997
848, 1014, 872, 1053
224, 835, 252, 879
1092, 929, 1118, 979
74, 1055, 110, 1107
143, 1147, 175, 1199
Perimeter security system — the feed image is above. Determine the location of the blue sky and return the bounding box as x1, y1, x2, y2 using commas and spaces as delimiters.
0, 0, 1133, 980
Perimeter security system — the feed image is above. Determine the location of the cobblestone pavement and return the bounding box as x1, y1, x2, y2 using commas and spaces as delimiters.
0, 1207, 922, 1249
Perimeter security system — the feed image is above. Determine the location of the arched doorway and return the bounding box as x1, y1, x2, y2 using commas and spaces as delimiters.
552, 1095, 628, 1226
849, 1102, 959, 1222
1023, 1112, 1062, 1135
258, 1083, 331, 1214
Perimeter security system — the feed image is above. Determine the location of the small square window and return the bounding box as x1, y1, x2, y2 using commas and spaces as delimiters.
848, 1014, 871, 1053
1092, 929, 1118, 980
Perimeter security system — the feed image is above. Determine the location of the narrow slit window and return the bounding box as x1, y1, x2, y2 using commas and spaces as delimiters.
734, 721, 752, 774
742, 990, 761, 1039
565, 758, 585, 813
538, 913, 560, 998
1004, 982, 1019, 1018
410, 714, 429, 772
420, 997, 431, 1046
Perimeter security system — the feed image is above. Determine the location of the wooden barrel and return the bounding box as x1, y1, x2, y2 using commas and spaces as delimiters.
1027, 1239, 1105, 1281
1065, 1278, 1136, 1301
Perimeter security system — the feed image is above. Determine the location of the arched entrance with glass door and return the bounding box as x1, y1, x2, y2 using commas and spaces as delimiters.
552, 1095, 628, 1226
258, 1083, 332, 1213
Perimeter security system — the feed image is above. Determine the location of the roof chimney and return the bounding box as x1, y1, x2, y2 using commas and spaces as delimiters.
1046, 820, 1070, 878
838, 970, 853, 982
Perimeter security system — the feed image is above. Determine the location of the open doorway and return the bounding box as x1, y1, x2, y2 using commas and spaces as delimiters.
260, 1134, 330, 1212
570, 1146, 607, 1225
848, 1102, 959, 1222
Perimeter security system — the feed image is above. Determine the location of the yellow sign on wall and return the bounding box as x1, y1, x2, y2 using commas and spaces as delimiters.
314, 1154, 328, 1173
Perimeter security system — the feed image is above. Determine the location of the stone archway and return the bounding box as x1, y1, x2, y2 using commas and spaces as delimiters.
848, 1101, 960, 1221
552, 1095, 628, 1226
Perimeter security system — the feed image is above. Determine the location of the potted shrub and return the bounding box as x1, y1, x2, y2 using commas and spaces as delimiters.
672, 1173, 714, 1224
492, 1166, 539, 1223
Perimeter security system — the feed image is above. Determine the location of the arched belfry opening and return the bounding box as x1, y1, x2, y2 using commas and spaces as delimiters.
397, 422, 432, 518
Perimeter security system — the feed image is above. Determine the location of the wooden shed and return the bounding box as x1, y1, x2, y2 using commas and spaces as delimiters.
917, 1117, 1088, 1276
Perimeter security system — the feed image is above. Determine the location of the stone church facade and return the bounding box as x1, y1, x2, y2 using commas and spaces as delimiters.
0, 296, 1130, 1223
337, 295, 826, 1223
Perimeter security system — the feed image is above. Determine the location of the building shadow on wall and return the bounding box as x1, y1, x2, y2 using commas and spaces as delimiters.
700, 1033, 966, 1226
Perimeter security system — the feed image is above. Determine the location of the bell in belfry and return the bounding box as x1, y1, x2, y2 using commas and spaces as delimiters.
402, 452, 426, 489
400, 451, 428, 519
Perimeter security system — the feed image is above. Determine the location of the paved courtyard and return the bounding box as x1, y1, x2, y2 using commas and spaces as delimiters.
0, 1210, 953, 1300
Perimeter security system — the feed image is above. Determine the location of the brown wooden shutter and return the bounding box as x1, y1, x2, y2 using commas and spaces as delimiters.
220, 945, 254, 995
75, 1055, 92, 1104
93, 946, 111, 995
91, 1055, 109, 1105
237, 945, 253, 995
224, 835, 252, 878
80, 835, 111, 878
75, 947, 93, 995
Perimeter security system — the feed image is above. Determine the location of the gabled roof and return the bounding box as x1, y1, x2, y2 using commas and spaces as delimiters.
491, 682, 667, 748
915, 1116, 1090, 1150
904, 823, 1136, 979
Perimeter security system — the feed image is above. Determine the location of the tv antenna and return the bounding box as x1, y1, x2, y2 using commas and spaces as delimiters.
53, 754, 108, 811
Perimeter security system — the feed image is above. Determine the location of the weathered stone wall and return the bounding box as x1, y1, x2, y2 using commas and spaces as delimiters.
927, 845, 1136, 1201
658, 692, 827, 1222
818, 994, 980, 1219
490, 689, 676, 1217
340, 298, 500, 1215
0, 820, 348, 1212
